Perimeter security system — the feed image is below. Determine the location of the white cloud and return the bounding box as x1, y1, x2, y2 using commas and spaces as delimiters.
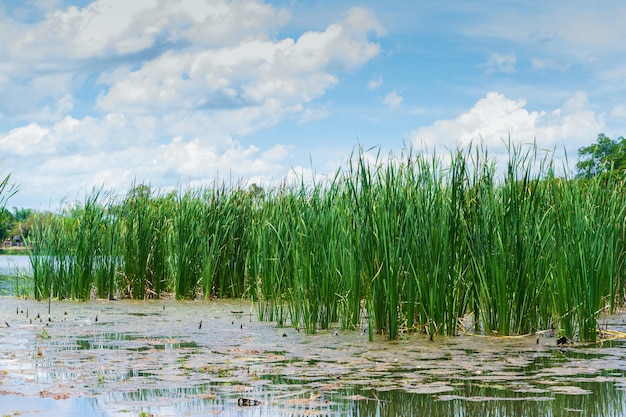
94, 6, 383, 134
610, 104, 626, 121
33, 1, 63, 13
464, 2, 626, 63
297, 105, 330, 124
0, 123, 52, 157
531, 58, 567, 71
368, 76, 383, 91
9, 0, 289, 59
0, 1, 385, 208
483, 52, 516, 74
0, 0, 296, 122
0, 112, 294, 207
0, 113, 151, 159
0, 72, 75, 119
383, 90, 403, 109
409, 92, 603, 163
597, 64, 626, 90
283, 165, 315, 187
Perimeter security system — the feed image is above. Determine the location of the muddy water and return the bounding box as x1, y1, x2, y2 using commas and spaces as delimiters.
1, 297, 625, 416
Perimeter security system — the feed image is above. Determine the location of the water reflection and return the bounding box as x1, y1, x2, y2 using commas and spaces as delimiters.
352, 382, 625, 417
0, 254, 32, 274
4, 379, 623, 417
1, 297, 626, 416
252, 375, 626, 417
0, 396, 105, 417
0, 255, 32, 295
2, 366, 625, 417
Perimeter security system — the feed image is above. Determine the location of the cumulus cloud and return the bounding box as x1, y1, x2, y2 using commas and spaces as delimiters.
0, 113, 292, 207
96, 6, 382, 119
409, 91, 603, 163
9, 0, 288, 59
383, 90, 403, 109
0, 1, 384, 207
1, 2, 381, 122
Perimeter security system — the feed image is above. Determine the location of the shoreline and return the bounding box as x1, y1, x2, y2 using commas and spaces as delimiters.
0, 246, 29, 255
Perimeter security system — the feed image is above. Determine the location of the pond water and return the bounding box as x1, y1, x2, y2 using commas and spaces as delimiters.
0, 255, 31, 273
1, 297, 626, 416
0, 255, 31, 296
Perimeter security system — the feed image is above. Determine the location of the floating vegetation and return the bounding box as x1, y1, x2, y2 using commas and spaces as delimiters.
20, 144, 626, 342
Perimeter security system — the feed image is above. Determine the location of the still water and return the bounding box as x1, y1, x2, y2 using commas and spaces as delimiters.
0, 254, 31, 274
0, 275, 625, 416
0, 255, 31, 295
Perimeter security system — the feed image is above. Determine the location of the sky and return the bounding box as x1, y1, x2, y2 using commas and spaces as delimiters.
0, 0, 624, 209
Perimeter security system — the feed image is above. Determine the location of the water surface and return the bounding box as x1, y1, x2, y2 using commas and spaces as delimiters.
0, 255, 31, 295
1, 297, 625, 416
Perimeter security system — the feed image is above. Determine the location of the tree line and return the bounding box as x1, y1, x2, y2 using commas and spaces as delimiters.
0, 206, 36, 243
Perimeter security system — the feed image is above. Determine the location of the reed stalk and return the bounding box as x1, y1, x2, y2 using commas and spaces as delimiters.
22, 143, 626, 342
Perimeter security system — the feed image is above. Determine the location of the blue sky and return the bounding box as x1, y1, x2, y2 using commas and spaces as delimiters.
0, 0, 624, 209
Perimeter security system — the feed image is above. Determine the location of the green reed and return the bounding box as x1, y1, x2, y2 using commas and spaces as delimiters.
550, 175, 625, 342
23, 144, 626, 342
119, 184, 169, 299
206, 187, 250, 298
29, 211, 56, 300
293, 181, 345, 333
28, 191, 107, 300
71, 191, 104, 299
172, 189, 205, 299
171, 184, 252, 300
465, 144, 555, 335
94, 204, 120, 300
0, 173, 17, 210
252, 187, 303, 326
345, 147, 379, 338
252, 188, 301, 325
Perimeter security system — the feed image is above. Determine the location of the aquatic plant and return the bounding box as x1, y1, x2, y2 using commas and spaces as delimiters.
118, 184, 172, 299
0, 173, 17, 212
24, 143, 626, 342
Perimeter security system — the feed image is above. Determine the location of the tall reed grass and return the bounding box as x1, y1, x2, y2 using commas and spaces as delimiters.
25, 144, 626, 342
0, 173, 17, 209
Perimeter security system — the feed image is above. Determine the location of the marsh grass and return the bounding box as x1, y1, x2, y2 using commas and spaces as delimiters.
0, 173, 17, 210
25, 144, 626, 342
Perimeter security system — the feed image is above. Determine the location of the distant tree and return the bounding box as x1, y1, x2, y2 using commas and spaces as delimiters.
576, 133, 626, 180
0, 207, 13, 241
12, 207, 33, 222
248, 183, 265, 199
11, 208, 36, 240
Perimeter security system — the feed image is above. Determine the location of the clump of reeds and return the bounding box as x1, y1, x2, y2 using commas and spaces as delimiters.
118, 184, 171, 299
24, 144, 626, 343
